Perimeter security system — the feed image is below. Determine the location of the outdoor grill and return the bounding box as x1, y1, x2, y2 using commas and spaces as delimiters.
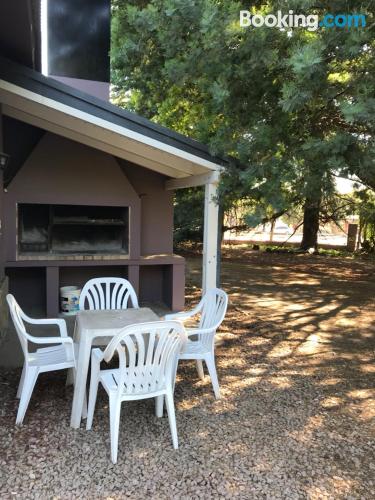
18, 203, 129, 255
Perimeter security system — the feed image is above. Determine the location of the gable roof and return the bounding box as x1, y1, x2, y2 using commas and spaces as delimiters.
0, 57, 226, 180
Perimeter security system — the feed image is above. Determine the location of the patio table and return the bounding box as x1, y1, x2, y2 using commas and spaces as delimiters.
70, 307, 160, 429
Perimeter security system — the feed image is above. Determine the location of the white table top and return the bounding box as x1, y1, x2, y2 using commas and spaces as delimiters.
75, 308, 160, 341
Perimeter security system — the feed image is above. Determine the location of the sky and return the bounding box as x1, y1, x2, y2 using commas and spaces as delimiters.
336, 176, 356, 194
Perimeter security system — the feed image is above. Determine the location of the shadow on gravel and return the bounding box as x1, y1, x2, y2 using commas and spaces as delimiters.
0, 252, 374, 499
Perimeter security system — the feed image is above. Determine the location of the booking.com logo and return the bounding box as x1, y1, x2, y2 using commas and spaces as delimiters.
240, 10, 367, 31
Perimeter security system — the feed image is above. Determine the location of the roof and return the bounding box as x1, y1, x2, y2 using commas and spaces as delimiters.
0, 57, 226, 180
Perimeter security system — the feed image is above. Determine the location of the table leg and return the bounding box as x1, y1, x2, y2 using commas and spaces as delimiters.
70, 336, 91, 429
155, 395, 164, 417
67, 319, 79, 386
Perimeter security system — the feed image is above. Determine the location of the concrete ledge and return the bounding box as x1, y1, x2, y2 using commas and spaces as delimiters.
0, 276, 9, 346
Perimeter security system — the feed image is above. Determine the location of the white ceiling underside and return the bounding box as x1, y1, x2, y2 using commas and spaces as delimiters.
0, 80, 221, 180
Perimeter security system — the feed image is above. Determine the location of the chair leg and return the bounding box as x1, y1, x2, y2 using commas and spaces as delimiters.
155, 395, 164, 418
82, 389, 88, 420
195, 360, 205, 380
65, 368, 74, 386
165, 390, 178, 449
16, 367, 39, 425
205, 353, 221, 399
86, 371, 100, 430
172, 358, 180, 393
109, 396, 121, 464
17, 362, 27, 399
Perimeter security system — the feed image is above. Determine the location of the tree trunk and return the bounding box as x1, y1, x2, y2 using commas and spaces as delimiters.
269, 219, 275, 243
300, 198, 320, 251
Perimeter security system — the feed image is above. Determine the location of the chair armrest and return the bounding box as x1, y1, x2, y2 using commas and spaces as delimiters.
165, 302, 202, 321
92, 348, 105, 363
29, 335, 74, 345
186, 327, 215, 337
165, 311, 192, 321
21, 314, 69, 337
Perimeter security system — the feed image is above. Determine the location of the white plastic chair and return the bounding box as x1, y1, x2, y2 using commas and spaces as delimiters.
86, 320, 187, 464
79, 277, 139, 311
165, 288, 228, 399
6, 294, 76, 425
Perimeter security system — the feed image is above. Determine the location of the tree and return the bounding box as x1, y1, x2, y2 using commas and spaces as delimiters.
354, 188, 375, 251
111, 0, 375, 249
173, 186, 204, 243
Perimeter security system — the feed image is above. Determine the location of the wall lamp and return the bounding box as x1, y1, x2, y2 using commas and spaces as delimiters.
0, 153, 10, 170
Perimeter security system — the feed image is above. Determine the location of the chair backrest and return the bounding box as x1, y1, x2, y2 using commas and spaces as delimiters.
6, 294, 29, 358
79, 277, 139, 311
104, 320, 187, 396
199, 288, 228, 331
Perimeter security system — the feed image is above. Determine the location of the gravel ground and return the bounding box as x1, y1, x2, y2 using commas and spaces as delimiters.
0, 252, 374, 499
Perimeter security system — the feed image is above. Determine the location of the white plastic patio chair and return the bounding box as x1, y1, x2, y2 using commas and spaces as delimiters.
165, 288, 228, 399
6, 294, 76, 425
86, 320, 187, 464
79, 277, 139, 311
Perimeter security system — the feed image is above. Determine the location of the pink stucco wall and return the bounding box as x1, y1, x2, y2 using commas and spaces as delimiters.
3, 132, 184, 317
3, 133, 141, 260
3, 133, 174, 259
119, 160, 174, 255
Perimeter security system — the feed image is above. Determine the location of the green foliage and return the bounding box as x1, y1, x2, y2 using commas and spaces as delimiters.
111, 0, 375, 243
173, 187, 204, 243
355, 189, 375, 251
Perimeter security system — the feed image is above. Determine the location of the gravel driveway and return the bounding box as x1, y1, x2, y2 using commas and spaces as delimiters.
0, 252, 374, 499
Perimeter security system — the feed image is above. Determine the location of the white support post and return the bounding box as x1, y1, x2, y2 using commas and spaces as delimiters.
202, 179, 219, 293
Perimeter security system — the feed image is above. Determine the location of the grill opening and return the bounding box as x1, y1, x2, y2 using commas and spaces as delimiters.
18, 203, 129, 255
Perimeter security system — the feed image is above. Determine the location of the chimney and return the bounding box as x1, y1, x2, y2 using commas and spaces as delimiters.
41, 0, 110, 101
